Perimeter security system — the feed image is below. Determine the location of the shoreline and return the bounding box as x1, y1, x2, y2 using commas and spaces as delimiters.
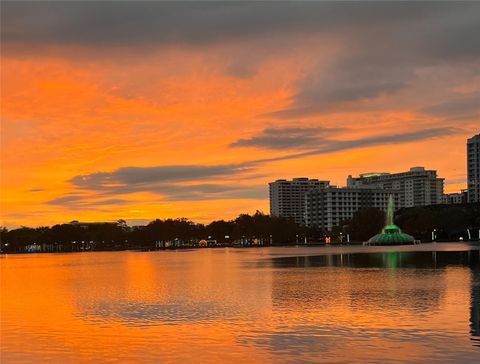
2, 240, 480, 256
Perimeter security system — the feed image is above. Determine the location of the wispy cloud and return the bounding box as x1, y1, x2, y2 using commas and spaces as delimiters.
420, 92, 480, 119
232, 127, 460, 159
70, 165, 253, 191
230, 127, 344, 150
46, 195, 130, 209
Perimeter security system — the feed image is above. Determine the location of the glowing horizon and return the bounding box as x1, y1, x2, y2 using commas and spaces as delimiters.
1, 1, 479, 228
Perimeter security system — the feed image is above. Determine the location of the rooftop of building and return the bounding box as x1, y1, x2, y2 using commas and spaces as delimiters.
354, 166, 439, 179
467, 134, 480, 143
270, 178, 330, 183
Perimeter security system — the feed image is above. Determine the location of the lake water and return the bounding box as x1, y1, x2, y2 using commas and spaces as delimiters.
1, 243, 479, 363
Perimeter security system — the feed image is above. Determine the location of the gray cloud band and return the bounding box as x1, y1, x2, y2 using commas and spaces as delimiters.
3, 2, 468, 48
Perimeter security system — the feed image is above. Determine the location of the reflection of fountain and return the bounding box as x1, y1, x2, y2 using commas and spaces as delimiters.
368, 195, 415, 245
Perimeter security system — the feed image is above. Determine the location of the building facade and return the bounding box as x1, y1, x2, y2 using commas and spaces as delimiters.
269, 178, 330, 225
442, 190, 468, 205
346, 167, 444, 208
305, 187, 400, 231
467, 134, 480, 203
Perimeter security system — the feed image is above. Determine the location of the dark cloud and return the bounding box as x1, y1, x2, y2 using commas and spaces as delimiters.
271, 62, 412, 118
85, 198, 130, 207
158, 184, 266, 201
269, 36, 431, 119
46, 184, 265, 206
65, 164, 264, 202
231, 127, 344, 150
70, 164, 251, 190
423, 9, 480, 59
235, 127, 460, 162
420, 92, 480, 119
3, 2, 479, 117
254, 4, 479, 118
2, 2, 461, 50
46, 195, 130, 208
46, 195, 85, 205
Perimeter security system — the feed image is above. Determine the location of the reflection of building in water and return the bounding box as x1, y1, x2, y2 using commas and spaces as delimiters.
268, 253, 448, 313
471, 266, 480, 347
269, 251, 480, 315
269, 251, 478, 270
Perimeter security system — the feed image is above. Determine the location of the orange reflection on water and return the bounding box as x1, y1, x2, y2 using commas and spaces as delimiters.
1, 246, 479, 362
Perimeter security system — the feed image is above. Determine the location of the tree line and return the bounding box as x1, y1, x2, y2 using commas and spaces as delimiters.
395, 203, 480, 241
1, 204, 479, 253
0, 211, 313, 253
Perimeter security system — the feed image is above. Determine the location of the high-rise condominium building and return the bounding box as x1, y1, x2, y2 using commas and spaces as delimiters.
346, 167, 444, 208
467, 134, 480, 203
305, 187, 400, 230
269, 178, 330, 225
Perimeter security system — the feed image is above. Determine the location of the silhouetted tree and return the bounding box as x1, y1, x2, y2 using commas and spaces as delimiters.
345, 208, 386, 242
206, 220, 234, 241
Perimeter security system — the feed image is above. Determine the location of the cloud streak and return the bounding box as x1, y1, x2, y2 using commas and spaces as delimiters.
231, 127, 344, 150
232, 127, 459, 159
56, 127, 459, 206
70, 165, 252, 191
46, 195, 131, 209
420, 92, 480, 119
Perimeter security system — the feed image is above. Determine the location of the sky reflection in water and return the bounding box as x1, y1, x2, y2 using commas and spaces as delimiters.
1, 243, 479, 363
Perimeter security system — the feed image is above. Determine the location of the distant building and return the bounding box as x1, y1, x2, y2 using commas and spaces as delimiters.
269, 178, 330, 225
442, 190, 468, 205
467, 134, 480, 203
347, 167, 444, 208
305, 187, 400, 231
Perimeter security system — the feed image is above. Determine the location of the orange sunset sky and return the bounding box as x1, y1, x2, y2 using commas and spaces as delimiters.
1, 1, 479, 228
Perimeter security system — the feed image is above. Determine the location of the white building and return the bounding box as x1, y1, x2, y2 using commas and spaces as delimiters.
346, 167, 444, 208
467, 134, 480, 203
269, 178, 330, 225
305, 187, 400, 231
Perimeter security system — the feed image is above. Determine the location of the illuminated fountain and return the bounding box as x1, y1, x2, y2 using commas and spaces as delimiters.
368, 195, 415, 245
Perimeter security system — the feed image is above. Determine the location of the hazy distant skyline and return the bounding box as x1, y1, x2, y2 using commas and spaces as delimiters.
1, 1, 479, 228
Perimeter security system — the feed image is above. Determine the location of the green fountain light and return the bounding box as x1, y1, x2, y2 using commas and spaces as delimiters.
368, 195, 415, 246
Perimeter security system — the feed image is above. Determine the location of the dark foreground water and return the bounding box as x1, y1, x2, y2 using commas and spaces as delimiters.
1, 243, 479, 363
